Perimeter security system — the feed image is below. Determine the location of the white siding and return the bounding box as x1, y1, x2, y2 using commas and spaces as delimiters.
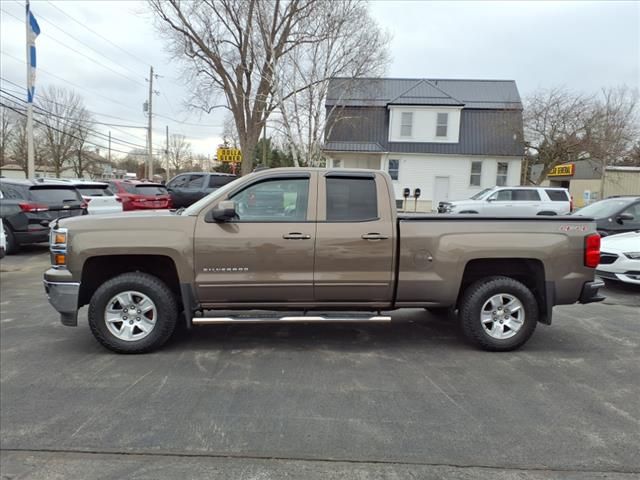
383, 154, 522, 210
388, 106, 462, 143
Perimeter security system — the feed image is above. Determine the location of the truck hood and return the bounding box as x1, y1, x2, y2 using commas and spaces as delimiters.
57, 209, 189, 231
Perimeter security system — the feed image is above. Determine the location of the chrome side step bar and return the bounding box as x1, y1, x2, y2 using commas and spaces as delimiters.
192, 315, 392, 325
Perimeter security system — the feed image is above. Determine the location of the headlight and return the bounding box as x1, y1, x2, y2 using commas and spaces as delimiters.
50, 227, 68, 267
624, 252, 640, 259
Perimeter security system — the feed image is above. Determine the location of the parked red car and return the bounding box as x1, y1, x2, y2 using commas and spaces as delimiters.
107, 180, 173, 211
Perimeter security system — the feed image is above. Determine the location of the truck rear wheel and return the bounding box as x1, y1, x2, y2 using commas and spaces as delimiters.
88, 272, 178, 354
459, 276, 538, 351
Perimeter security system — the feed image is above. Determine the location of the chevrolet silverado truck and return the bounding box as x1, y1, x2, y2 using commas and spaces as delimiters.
43, 168, 604, 354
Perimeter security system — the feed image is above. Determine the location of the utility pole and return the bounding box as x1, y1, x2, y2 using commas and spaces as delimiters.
25, 0, 35, 179
108, 131, 111, 164
262, 121, 267, 166
146, 66, 154, 179
165, 125, 169, 181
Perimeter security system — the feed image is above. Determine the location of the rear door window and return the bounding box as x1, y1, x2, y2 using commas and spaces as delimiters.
185, 175, 204, 188
545, 189, 569, 201
209, 175, 237, 188
513, 190, 541, 201
0, 184, 27, 199
326, 177, 378, 221
135, 185, 168, 195
29, 187, 83, 204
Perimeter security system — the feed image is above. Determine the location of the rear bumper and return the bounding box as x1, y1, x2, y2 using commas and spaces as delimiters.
579, 280, 606, 304
43, 280, 80, 326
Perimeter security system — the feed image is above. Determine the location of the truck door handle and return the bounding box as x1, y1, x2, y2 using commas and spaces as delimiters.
283, 232, 311, 240
361, 233, 389, 240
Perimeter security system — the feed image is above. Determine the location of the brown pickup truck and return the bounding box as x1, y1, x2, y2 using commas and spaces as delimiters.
43, 168, 604, 353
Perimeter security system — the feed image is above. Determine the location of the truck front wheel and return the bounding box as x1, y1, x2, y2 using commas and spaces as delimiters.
459, 276, 538, 351
88, 272, 178, 354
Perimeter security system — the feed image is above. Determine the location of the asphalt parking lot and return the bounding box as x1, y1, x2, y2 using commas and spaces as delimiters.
1, 245, 639, 479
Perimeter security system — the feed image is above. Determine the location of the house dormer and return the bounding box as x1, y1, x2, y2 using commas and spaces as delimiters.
388, 106, 463, 143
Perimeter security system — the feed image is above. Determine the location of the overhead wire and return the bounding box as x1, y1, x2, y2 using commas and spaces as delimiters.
2, 101, 135, 155
1, 94, 149, 151
1, 89, 165, 151
0, 7, 146, 88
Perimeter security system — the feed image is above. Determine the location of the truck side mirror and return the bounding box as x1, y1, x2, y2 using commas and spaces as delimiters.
207, 200, 236, 222
487, 197, 495, 202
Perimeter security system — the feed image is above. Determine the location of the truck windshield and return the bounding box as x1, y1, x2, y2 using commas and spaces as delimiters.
470, 188, 493, 200
182, 176, 244, 215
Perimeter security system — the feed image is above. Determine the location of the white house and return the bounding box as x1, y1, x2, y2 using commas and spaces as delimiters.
323, 78, 524, 211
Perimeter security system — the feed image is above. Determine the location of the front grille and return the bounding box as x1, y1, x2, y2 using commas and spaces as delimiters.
599, 252, 619, 265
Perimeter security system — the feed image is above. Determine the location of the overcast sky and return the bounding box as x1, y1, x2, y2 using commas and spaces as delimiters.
1, 0, 638, 158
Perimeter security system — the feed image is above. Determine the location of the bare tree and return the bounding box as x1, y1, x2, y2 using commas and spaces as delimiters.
524, 88, 594, 184
167, 134, 192, 173
222, 113, 239, 148
0, 105, 12, 165
5, 107, 46, 174
273, 0, 389, 166
37, 86, 92, 178
150, 0, 371, 175
68, 108, 95, 178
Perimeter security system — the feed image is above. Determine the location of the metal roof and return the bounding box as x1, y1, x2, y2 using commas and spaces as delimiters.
327, 77, 522, 110
323, 142, 385, 152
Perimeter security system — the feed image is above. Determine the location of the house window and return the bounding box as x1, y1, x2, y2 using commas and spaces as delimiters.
470, 161, 482, 186
333, 159, 342, 168
388, 159, 400, 180
400, 112, 413, 137
436, 113, 448, 137
496, 162, 509, 186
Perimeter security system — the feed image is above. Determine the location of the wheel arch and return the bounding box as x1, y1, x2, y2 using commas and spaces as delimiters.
79, 254, 183, 310
458, 258, 552, 324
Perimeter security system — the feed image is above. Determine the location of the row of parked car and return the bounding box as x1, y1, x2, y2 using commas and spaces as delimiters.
438, 186, 639, 285
0, 172, 238, 254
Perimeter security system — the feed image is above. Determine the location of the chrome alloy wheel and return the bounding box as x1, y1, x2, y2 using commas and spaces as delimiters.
104, 290, 157, 341
480, 293, 525, 340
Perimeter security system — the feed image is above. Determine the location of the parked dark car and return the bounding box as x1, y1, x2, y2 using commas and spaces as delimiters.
166, 172, 237, 208
0, 178, 86, 254
107, 180, 173, 211
573, 196, 640, 236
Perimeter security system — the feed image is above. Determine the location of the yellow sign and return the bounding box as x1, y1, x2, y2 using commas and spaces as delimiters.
548, 163, 575, 177
217, 147, 242, 163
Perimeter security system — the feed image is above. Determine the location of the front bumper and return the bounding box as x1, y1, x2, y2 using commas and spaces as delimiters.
43, 280, 80, 326
579, 280, 606, 304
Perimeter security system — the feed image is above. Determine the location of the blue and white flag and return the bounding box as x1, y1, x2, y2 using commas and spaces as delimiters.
26, 2, 40, 103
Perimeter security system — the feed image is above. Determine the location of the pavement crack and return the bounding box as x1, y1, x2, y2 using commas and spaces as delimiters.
1, 447, 638, 475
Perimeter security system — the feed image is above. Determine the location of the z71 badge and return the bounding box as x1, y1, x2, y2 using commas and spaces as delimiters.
559, 224, 588, 232
203, 267, 249, 273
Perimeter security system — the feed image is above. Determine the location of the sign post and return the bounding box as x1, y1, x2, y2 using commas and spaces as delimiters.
216, 147, 242, 175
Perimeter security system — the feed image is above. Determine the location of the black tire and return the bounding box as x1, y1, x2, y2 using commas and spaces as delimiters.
88, 272, 178, 354
4, 225, 20, 255
459, 276, 538, 351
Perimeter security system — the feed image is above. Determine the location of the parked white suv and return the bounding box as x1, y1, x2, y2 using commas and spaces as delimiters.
438, 186, 572, 216
43, 179, 123, 215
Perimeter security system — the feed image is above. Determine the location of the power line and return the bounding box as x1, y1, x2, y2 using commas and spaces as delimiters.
0, 7, 146, 88
2, 101, 134, 155
1, 89, 164, 151
43, 0, 150, 67
1, 51, 142, 114
1, 77, 149, 130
